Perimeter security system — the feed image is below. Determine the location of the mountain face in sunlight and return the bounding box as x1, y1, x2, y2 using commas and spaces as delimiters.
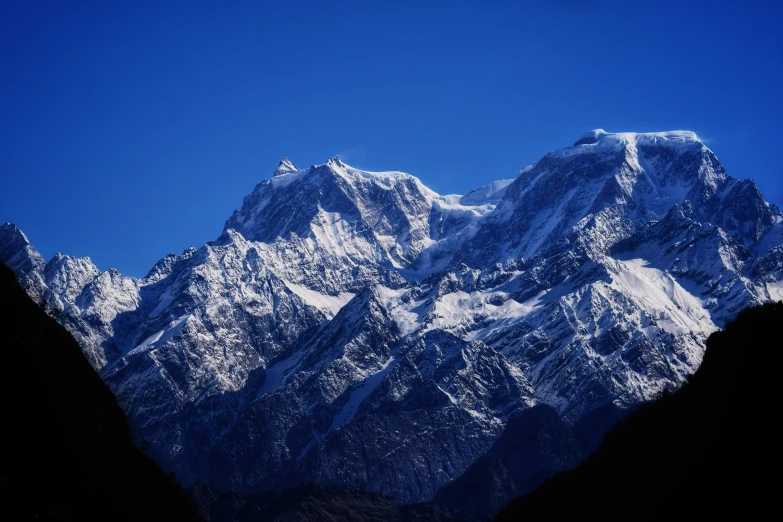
499, 301, 783, 520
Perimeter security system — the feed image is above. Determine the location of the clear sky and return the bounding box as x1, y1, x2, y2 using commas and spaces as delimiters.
1, 1, 781, 277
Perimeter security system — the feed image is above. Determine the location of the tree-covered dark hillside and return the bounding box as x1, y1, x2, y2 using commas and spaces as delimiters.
0, 263, 203, 521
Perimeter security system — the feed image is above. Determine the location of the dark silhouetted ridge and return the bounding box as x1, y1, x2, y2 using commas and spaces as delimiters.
0, 263, 202, 521
498, 301, 783, 520
191, 482, 469, 522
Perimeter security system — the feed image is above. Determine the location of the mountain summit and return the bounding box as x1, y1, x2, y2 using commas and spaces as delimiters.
574, 128, 701, 146
273, 157, 299, 177
2, 130, 781, 516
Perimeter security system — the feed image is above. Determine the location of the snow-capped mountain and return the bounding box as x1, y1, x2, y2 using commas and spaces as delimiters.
3, 130, 781, 514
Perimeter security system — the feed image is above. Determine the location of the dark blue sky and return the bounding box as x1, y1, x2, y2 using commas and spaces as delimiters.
1, 1, 781, 277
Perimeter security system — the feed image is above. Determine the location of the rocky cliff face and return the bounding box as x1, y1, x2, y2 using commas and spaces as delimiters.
3, 130, 781, 513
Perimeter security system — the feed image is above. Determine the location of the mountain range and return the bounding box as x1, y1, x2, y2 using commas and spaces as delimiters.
2, 129, 781, 518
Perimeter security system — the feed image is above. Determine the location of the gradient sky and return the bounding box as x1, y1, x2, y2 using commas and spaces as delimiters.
1, 1, 781, 277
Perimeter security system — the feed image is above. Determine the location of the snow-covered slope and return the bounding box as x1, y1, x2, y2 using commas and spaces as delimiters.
224, 157, 493, 283
2, 130, 781, 513
0, 223, 47, 303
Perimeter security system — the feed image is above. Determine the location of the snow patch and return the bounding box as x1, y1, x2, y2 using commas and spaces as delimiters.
375, 285, 428, 336
127, 314, 190, 356
269, 168, 307, 188
611, 258, 714, 335
767, 281, 783, 302
256, 349, 302, 398
577, 129, 701, 145
283, 280, 354, 319
329, 355, 399, 431
460, 179, 514, 206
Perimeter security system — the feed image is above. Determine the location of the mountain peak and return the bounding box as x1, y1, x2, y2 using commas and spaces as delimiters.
273, 158, 299, 177
323, 156, 351, 174
1, 222, 30, 244
574, 129, 702, 147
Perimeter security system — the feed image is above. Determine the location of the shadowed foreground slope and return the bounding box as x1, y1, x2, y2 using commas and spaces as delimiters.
191, 482, 468, 522
498, 301, 783, 520
0, 264, 203, 521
